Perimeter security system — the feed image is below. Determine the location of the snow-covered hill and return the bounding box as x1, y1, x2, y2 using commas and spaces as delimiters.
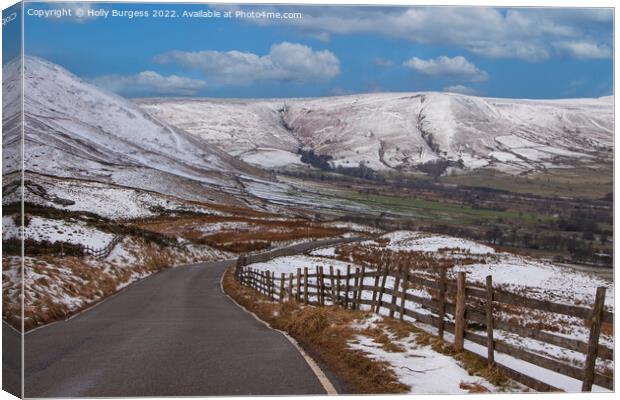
140, 92, 613, 175
3, 56, 271, 204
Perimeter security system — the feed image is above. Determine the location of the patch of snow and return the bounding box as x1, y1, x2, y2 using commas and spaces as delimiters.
241, 148, 304, 168
310, 247, 337, 257
382, 231, 495, 254
489, 151, 521, 163
3, 216, 114, 248
350, 333, 500, 393
452, 254, 614, 309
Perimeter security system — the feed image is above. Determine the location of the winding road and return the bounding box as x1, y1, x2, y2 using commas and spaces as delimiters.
19, 239, 355, 397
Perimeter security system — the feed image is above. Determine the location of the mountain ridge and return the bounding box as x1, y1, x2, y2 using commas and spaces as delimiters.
140, 91, 613, 176
3, 56, 273, 204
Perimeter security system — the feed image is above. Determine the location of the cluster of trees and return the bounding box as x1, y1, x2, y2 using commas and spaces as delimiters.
297, 149, 383, 181
553, 210, 609, 234
415, 159, 464, 178
299, 149, 333, 171
484, 227, 611, 266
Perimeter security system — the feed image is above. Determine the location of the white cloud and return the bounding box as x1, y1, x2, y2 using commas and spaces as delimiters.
240, 7, 612, 62
553, 41, 612, 59
154, 42, 340, 85
404, 56, 488, 82
443, 85, 478, 95
92, 71, 207, 96
307, 32, 331, 42
467, 42, 550, 62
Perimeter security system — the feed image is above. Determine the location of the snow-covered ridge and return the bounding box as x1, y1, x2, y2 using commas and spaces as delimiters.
3, 56, 270, 202
140, 92, 613, 175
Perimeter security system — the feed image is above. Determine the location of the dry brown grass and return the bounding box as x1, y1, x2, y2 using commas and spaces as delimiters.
360, 327, 405, 353
203, 226, 345, 250
600, 321, 614, 336
459, 381, 491, 393
438, 341, 514, 389
378, 316, 418, 340
4, 239, 191, 331
142, 243, 175, 271
212, 240, 272, 253
134, 214, 348, 253
222, 266, 409, 394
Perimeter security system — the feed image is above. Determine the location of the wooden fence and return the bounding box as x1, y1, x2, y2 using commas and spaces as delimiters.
235, 236, 364, 267
235, 262, 614, 392
81, 234, 124, 259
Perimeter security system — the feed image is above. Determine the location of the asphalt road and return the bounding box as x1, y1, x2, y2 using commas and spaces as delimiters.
23, 240, 347, 397
2, 323, 21, 397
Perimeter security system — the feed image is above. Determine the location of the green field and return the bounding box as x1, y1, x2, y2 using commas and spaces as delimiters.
440, 166, 613, 199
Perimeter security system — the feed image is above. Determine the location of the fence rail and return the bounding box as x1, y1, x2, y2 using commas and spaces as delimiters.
235, 261, 614, 392
235, 236, 364, 267
81, 235, 124, 259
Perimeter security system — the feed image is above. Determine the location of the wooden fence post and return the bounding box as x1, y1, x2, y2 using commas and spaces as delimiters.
399, 273, 409, 321
352, 268, 361, 310
318, 266, 325, 306
357, 266, 366, 310
371, 266, 381, 310
582, 287, 607, 391
329, 266, 336, 305
296, 268, 301, 303
336, 270, 342, 306
289, 273, 294, 303
389, 269, 402, 318
438, 267, 447, 340
485, 275, 495, 367
257, 270, 262, 293
303, 267, 309, 305
454, 272, 466, 353
375, 267, 388, 314
344, 265, 351, 309
270, 271, 276, 301
256, 269, 260, 291
279, 273, 285, 303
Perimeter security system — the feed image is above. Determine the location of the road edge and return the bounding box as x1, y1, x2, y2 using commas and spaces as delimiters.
219, 270, 338, 395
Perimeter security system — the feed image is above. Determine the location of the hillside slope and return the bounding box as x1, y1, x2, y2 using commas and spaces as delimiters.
3, 56, 271, 204
141, 92, 613, 175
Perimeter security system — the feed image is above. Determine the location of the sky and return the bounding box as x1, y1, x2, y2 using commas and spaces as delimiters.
12, 2, 615, 99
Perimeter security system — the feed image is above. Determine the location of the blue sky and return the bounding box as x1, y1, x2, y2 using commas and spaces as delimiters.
19, 2, 614, 99
2, 3, 21, 63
